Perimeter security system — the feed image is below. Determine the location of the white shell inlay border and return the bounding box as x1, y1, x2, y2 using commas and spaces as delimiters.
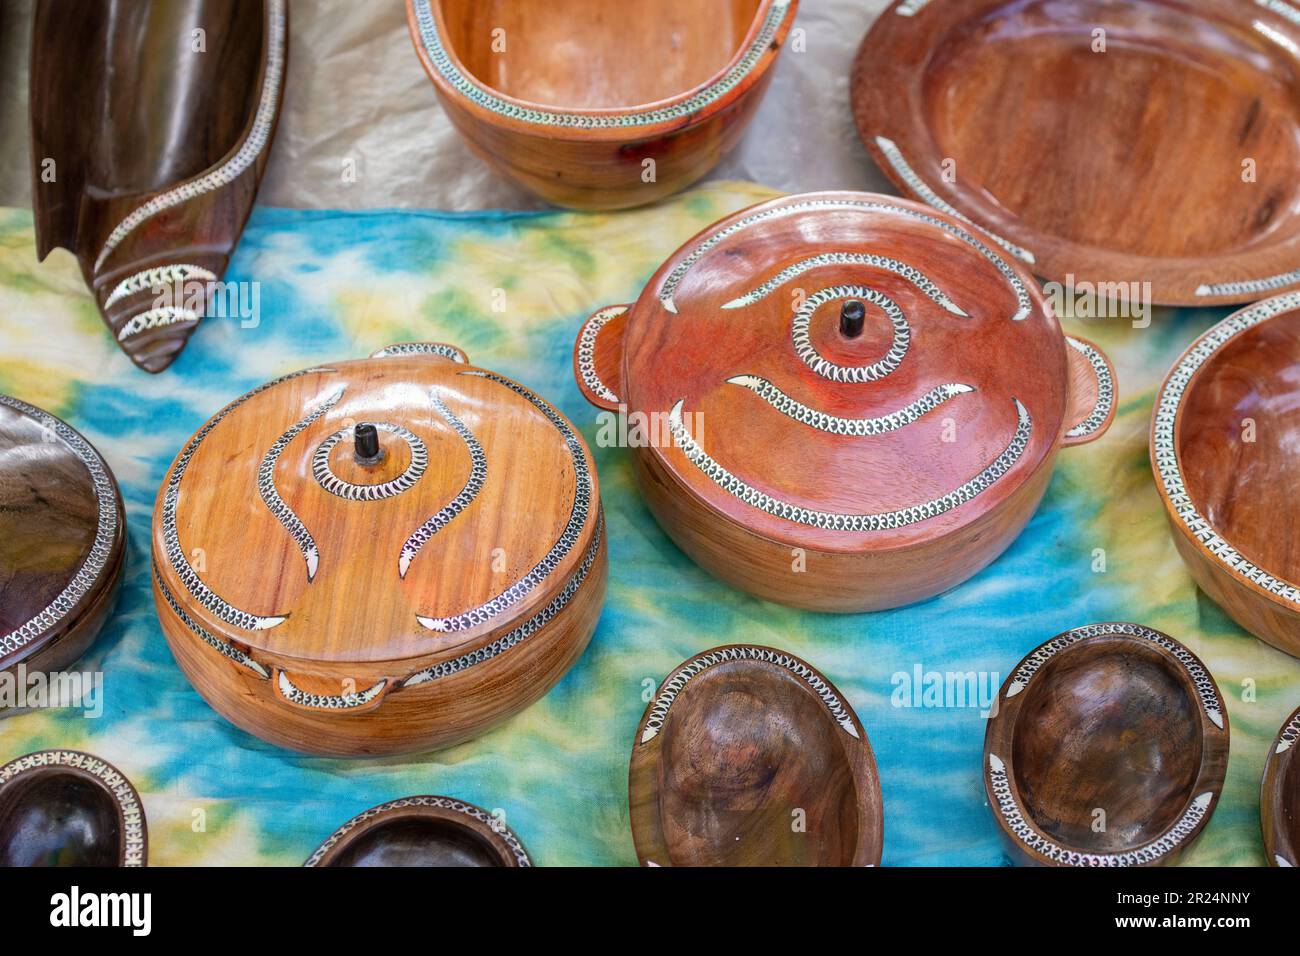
728, 376, 973, 436
104, 264, 216, 309
576, 306, 626, 405
312, 422, 429, 502
117, 306, 200, 341
791, 285, 910, 383
1064, 337, 1115, 440
276, 671, 386, 710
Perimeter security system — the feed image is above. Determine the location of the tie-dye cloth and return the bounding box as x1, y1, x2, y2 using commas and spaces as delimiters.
0, 182, 1296, 866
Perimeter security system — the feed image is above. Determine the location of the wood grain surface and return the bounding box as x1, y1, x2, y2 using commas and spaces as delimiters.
1261, 704, 1299, 868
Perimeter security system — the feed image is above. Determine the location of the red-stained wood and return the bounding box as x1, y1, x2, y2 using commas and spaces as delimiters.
1261, 704, 1300, 868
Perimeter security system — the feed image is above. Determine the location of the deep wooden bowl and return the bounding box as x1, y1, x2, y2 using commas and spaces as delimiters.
629, 645, 883, 866
574, 191, 1115, 611
0, 750, 146, 867
984, 623, 1228, 867
151, 343, 606, 757
305, 796, 530, 867
1262, 704, 1300, 867
852, 0, 1300, 306
404, 0, 797, 209
30, 0, 288, 372
1, 396, 126, 710
1152, 292, 1300, 658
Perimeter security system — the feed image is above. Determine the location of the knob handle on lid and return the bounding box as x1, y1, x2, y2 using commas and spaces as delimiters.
840, 300, 866, 338
353, 423, 384, 464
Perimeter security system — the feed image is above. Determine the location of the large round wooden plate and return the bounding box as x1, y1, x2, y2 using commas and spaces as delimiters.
853, 0, 1300, 305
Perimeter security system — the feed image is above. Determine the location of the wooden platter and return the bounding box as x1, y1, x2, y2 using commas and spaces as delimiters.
1262, 704, 1300, 867
1, 395, 126, 707
629, 645, 883, 866
0, 750, 146, 867
852, 0, 1300, 305
1151, 292, 1300, 658
573, 190, 1115, 611
30, 0, 288, 372
405, 0, 798, 209
305, 795, 531, 867
984, 623, 1228, 867
150, 343, 606, 757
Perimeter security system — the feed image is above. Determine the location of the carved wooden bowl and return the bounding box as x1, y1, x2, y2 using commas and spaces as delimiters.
852, 0, 1300, 306
1, 396, 126, 709
31, 0, 287, 372
1152, 293, 1300, 658
984, 623, 1228, 867
1262, 704, 1300, 867
629, 645, 883, 866
574, 190, 1115, 611
404, 0, 797, 209
305, 796, 530, 867
0, 750, 146, 867
150, 343, 606, 757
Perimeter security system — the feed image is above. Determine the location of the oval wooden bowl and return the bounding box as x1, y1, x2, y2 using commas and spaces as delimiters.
30, 0, 287, 372
852, 0, 1300, 306
151, 344, 606, 757
305, 796, 531, 867
1, 395, 126, 711
1152, 292, 1300, 658
629, 645, 883, 866
404, 0, 798, 209
0, 750, 146, 867
984, 623, 1228, 867
574, 191, 1115, 611
1262, 704, 1300, 867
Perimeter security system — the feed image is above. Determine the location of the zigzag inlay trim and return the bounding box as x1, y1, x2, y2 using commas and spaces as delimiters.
792, 285, 910, 383
1277, 709, 1300, 754
727, 376, 973, 435
1256, 0, 1300, 29
312, 422, 428, 501
369, 343, 466, 362
276, 671, 386, 710
1196, 268, 1300, 299
1064, 337, 1115, 439
640, 646, 859, 744
153, 567, 268, 677
117, 306, 200, 340
104, 264, 216, 309
576, 307, 626, 405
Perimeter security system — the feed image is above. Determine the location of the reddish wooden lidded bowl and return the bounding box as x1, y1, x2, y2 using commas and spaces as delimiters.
984, 623, 1228, 867
574, 191, 1115, 611
404, 0, 798, 209
151, 343, 606, 757
1152, 292, 1300, 659
1262, 704, 1300, 868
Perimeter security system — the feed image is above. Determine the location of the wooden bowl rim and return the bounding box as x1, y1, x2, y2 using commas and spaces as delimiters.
983, 622, 1229, 866
1261, 703, 1300, 868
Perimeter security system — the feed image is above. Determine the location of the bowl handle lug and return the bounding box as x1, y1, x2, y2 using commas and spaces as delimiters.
573, 305, 630, 411
1061, 335, 1116, 448
272, 669, 390, 715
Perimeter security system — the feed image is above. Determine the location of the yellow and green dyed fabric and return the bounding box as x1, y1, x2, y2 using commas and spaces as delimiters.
0, 183, 1295, 866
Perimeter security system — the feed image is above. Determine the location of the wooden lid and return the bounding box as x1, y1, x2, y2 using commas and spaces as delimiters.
621, 191, 1068, 553
151, 345, 600, 668
0, 396, 125, 669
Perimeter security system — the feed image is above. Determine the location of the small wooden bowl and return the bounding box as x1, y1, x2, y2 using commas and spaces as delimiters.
1262, 704, 1300, 867
1152, 292, 1300, 658
629, 645, 883, 866
0, 750, 146, 867
405, 0, 798, 209
305, 796, 530, 867
984, 623, 1228, 867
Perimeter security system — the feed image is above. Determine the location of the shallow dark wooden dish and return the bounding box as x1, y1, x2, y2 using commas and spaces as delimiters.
0, 750, 146, 867
1, 395, 126, 710
574, 190, 1115, 611
305, 796, 530, 867
1152, 292, 1300, 659
853, 0, 1300, 306
629, 644, 882, 866
984, 623, 1228, 867
1262, 704, 1300, 867
30, 0, 288, 372
405, 0, 797, 210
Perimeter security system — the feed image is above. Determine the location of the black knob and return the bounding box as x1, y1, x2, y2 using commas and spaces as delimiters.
354, 423, 382, 463
840, 300, 866, 338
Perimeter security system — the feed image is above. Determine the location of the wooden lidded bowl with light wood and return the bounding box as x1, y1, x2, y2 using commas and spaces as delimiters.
1262, 704, 1300, 868
151, 343, 606, 757
573, 190, 1115, 611
404, 0, 798, 209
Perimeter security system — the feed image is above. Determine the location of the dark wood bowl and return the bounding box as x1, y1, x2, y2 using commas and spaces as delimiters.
984, 623, 1228, 866
30, 0, 287, 372
629, 645, 883, 866
405, 0, 797, 209
1152, 292, 1300, 658
305, 796, 531, 867
0, 750, 146, 867
852, 0, 1300, 305
1262, 704, 1300, 867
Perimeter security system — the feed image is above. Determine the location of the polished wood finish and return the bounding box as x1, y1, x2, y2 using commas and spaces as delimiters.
30, 0, 287, 372
984, 623, 1228, 867
574, 191, 1115, 611
852, 0, 1300, 306
1261, 704, 1300, 868
629, 645, 882, 866
1, 397, 126, 705
151, 345, 606, 757
406, 0, 797, 209
0, 750, 147, 867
